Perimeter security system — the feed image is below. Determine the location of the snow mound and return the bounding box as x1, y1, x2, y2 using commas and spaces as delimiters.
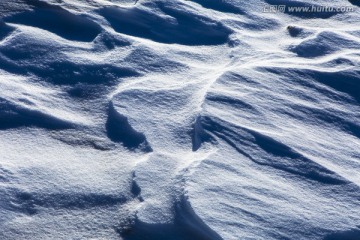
0, 0, 359, 239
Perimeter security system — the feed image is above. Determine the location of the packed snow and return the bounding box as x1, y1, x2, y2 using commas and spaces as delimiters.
0, 0, 359, 239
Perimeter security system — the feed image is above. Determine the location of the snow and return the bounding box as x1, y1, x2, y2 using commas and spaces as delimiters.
0, 0, 359, 239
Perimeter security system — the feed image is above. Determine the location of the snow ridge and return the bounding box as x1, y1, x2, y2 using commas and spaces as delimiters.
0, 0, 359, 239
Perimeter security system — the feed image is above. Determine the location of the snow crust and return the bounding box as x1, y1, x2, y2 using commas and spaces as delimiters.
0, 0, 359, 239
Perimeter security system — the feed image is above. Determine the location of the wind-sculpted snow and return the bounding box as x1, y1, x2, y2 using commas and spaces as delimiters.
106, 102, 152, 151
5, 4, 101, 42
99, 2, 232, 45
0, 0, 359, 239
290, 31, 360, 58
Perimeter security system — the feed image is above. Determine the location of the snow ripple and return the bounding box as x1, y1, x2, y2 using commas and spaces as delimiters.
0, 0, 359, 239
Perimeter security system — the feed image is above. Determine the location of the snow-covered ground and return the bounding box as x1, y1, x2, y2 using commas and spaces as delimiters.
0, 0, 359, 239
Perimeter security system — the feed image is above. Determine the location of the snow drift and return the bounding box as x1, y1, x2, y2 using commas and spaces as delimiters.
0, 0, 359, 239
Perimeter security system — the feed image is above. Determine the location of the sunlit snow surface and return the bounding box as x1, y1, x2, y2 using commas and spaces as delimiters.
0, 0, 360, 239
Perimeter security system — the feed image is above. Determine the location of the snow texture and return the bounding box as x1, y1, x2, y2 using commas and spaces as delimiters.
0, 0, 359, 239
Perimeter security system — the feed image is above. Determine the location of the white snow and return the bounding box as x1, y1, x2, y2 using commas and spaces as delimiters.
0, 0, 359, 239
